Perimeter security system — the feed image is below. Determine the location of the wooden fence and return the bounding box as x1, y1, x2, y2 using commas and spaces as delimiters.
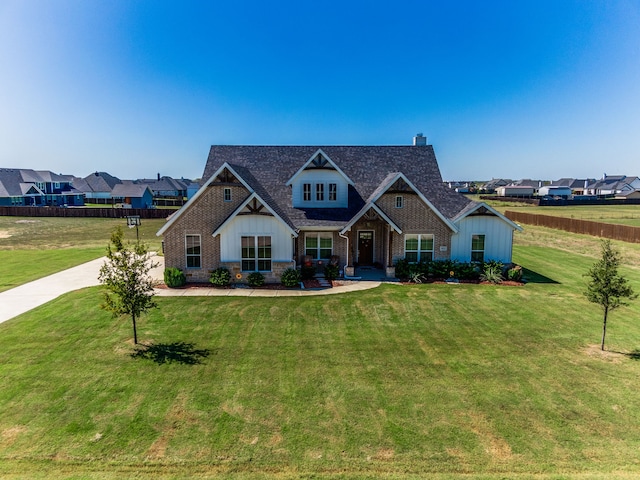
0, 206, 173, 219
505, 210, 640, 243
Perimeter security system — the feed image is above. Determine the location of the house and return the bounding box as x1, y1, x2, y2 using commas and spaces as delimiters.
586, 175, 640, 196
551, 178, 595, 196
135, 175, 189, 198
495, 185, 535, 197
537, 185, 572, 198
0, 168, 84, 206
81, 172, 122, 200
481, 178, 512, 193
111, 184, 154, 209
157, 136, 522, 283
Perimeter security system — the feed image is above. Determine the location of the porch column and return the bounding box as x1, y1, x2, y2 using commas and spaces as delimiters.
385, 225, 396, 278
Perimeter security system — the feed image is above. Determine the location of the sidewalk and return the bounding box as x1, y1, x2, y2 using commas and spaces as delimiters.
0, 255, 381, 325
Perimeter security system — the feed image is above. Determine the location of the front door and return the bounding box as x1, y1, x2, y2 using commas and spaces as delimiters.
358, 231, 374, 266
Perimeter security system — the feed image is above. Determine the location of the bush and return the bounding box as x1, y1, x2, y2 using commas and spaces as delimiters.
209, 267, 231, 287
281, 268, 301, 287
247, 271, 265, 287
301, 265, 316, 280
324, 264, 340, 281
163, 267, 186, 288
480, 260, 504, 284
394, 258, 411, 279
507, 264, 523, 282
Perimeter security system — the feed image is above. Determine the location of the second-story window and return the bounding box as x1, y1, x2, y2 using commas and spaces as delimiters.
395, 196, 404, 208
316, 183, 324, 201
329, 183, 337, 201
303, 183, 311, 201
223, 187, 232, 202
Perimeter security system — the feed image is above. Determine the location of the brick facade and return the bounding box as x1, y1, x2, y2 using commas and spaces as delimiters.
163, 184, 250, 282
376, 192, 453, 263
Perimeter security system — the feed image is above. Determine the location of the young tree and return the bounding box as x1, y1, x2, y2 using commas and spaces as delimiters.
99, 226, 159, 344
584, 239, 637, 351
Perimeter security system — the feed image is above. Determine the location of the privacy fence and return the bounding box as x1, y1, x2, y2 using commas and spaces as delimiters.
505, 210, 640, 243
0, 206, 172, 219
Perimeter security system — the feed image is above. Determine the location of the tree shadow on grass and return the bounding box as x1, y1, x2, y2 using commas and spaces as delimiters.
522, 267, 560, 284
131, 341, 211, 365
622, 349, 640, 360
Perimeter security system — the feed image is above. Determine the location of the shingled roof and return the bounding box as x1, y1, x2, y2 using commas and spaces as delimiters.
201, 145, 472, 229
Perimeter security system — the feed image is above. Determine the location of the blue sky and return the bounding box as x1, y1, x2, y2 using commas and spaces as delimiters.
1, 1, 639, 181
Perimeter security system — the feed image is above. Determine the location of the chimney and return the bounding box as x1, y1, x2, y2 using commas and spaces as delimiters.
157, 172, 161, 181
413, 133, 427, 146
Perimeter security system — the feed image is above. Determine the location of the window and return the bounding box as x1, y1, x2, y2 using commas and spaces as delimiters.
404, 234, 434, 262
242, 236, 271, 271
316, 183, 324, 201
395, 196, 403, 208
303, 183, 311, 201
305, 234, 333, 260
223, 187, 232, 202
185, 235, 201, 268
329, 183, 337, 201
471, 234, 485, 263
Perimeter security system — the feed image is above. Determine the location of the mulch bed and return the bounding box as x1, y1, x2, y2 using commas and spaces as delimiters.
157, 278, 524, 290
157, 281, 322, 290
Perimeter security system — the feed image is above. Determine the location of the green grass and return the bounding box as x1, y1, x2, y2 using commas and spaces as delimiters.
0, 216, 166, 251
0, 217, 167, 290
466, 195, 640, 227
0, 249, 106, 292
1, 232, 640, 478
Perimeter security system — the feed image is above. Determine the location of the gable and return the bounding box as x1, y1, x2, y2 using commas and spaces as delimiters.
453, 202, 522, 232
286, 149, 354, 187
213, 193, 297, 237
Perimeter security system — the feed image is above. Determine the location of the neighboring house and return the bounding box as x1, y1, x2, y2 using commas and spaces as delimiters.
111, 184, 154, 209
481, 178, 511, 193
185, 179, 200, 199
135, 175, 188, 198
586, 175, 640, 196
614, 190, 640, 200
0, 168, 84, 206
495, 185, 534, 197
551, 178, 595, 196
82, 171, 122, 199
537, 185, 572, 198
446, 181, 471, 193
157, 136, 522, 283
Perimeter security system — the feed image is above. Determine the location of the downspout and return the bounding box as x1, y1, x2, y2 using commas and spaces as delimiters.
338, 230, 349, 267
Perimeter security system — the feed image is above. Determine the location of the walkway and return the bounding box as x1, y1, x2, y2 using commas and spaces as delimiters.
0, 256, 383, 325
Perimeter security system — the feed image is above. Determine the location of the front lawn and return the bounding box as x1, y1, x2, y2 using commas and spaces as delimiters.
0, 217, 167, 291
1, 240, 639, 478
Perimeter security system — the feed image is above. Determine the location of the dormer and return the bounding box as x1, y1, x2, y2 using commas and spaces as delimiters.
286, 149, 353, 208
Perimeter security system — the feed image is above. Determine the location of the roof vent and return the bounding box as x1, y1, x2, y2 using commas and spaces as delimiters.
413, 133, 427, 146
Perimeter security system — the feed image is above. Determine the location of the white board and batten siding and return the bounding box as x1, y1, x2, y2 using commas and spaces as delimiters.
218, 215, 293, 264
450, 216, 515, 264
291, 170, 348, 208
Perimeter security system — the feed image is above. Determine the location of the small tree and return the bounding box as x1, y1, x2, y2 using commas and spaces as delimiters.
584, 239, 637, 351
98, 227, 158, 344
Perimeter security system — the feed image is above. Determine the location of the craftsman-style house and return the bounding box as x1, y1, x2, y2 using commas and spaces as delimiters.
157, 135, 521, 283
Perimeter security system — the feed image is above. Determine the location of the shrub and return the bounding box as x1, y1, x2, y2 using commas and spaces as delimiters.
281, 268, 301, 287
163, 267, 186, 288
480, 260, 504, 284
395, 258, 411, 279
301, 265, 316, 280
209, 267, 231, 287
324, 264, 340, 281
247, 271, 265, 287
456, 262, 480, 280
507, 264, 523, 282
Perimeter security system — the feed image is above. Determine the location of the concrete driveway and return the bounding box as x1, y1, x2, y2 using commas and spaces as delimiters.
0, 255, 383, 325
0, 255, 165, 325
